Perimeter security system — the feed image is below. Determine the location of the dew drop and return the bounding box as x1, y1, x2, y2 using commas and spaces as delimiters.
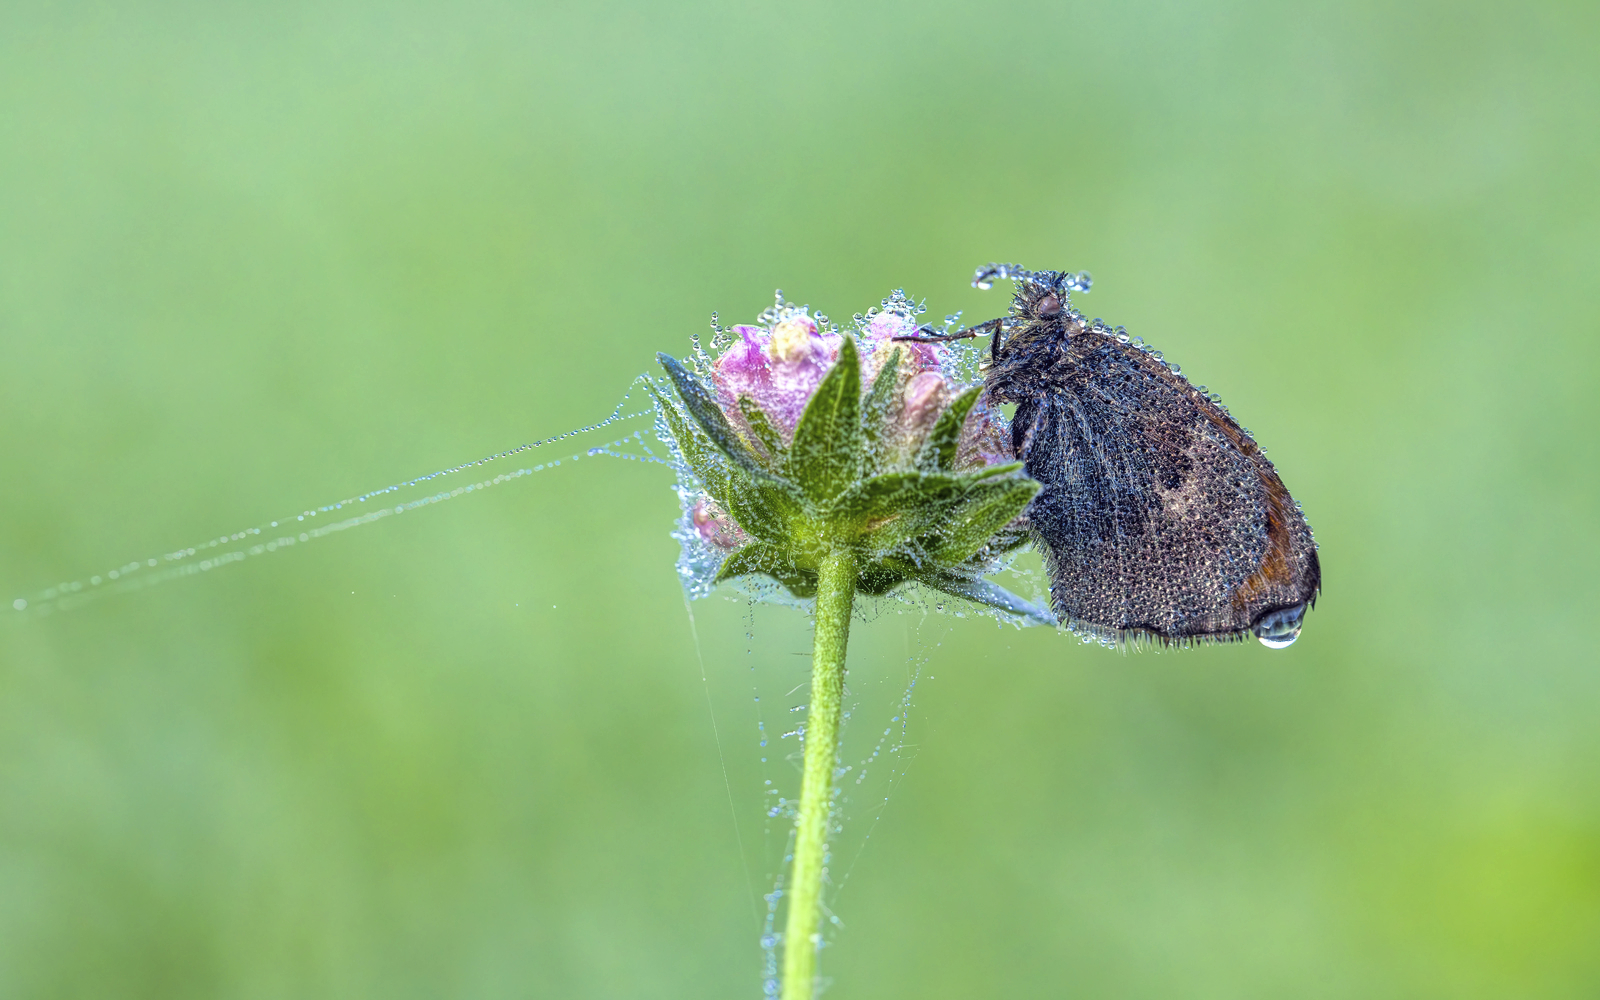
1253, 604, 1306, 649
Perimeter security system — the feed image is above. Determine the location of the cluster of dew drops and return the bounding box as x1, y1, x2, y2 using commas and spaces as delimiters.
691, 287, 984, 385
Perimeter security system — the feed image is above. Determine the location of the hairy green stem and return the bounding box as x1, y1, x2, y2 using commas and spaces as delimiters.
781, 547, 856, 1000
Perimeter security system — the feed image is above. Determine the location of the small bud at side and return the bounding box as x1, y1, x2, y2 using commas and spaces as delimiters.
692, 496, 747, 550
901, 371, 950, 432
956, 397, 1010, 470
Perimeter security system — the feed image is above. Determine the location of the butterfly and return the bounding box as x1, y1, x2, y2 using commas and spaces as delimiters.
898, 264, 1320, 648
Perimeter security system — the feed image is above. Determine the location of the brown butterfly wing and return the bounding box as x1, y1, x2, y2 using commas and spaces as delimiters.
1011, 331, 1319, 644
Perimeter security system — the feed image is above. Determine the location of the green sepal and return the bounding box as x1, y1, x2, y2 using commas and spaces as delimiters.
928, 477, 1039, 566
979, 521, 1034, 559
648, 383, 736, 505
657, 353, 766, 475
917, 571, 1057, 626
717, 469, 797, 544
715, 542, 818, 599
915, 385, 981, 472
828, 471, 968, 535
856, 563, 910, 596
652, 383, 799, 542
857, 475, 985, 557
789, 337, 862, 503
970, 461, 1024, 480
858, 345, 902, 478
737, 396, 788, 469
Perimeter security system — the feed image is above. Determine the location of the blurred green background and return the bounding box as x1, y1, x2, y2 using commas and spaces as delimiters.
2, 0, 1597, 996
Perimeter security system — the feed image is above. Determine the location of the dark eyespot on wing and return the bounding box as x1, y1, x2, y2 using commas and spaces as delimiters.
1014, 333, 1319, 644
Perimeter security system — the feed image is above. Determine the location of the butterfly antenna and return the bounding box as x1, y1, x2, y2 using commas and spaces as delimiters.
891, 317, 1002, 344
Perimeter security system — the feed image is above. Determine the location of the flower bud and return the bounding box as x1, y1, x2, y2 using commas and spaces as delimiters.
655, 291, 1049, 625
901, 371, 950, 432
957, 397, 1011, 470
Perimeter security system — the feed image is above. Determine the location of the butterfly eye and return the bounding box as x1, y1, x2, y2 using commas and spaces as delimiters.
1036, 293, 1062, 318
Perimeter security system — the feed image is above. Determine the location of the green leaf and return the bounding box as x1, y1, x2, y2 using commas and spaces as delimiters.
789, 337, 863, 502
917, 572, 1058, 626
657, 353, 765, 475
915, 385, 982, 472
737, 396, 787, 468
859, 345, 902, 477
714, 543, 818, 599
928, 477, 1039, 565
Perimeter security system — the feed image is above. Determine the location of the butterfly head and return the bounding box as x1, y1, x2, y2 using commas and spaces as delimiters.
972, 264, 1093, 359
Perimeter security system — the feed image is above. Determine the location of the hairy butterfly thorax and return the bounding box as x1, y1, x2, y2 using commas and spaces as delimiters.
898, 264, 1321, 649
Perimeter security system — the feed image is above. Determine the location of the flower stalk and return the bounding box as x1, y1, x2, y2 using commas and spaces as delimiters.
782, 547, 855, 1000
